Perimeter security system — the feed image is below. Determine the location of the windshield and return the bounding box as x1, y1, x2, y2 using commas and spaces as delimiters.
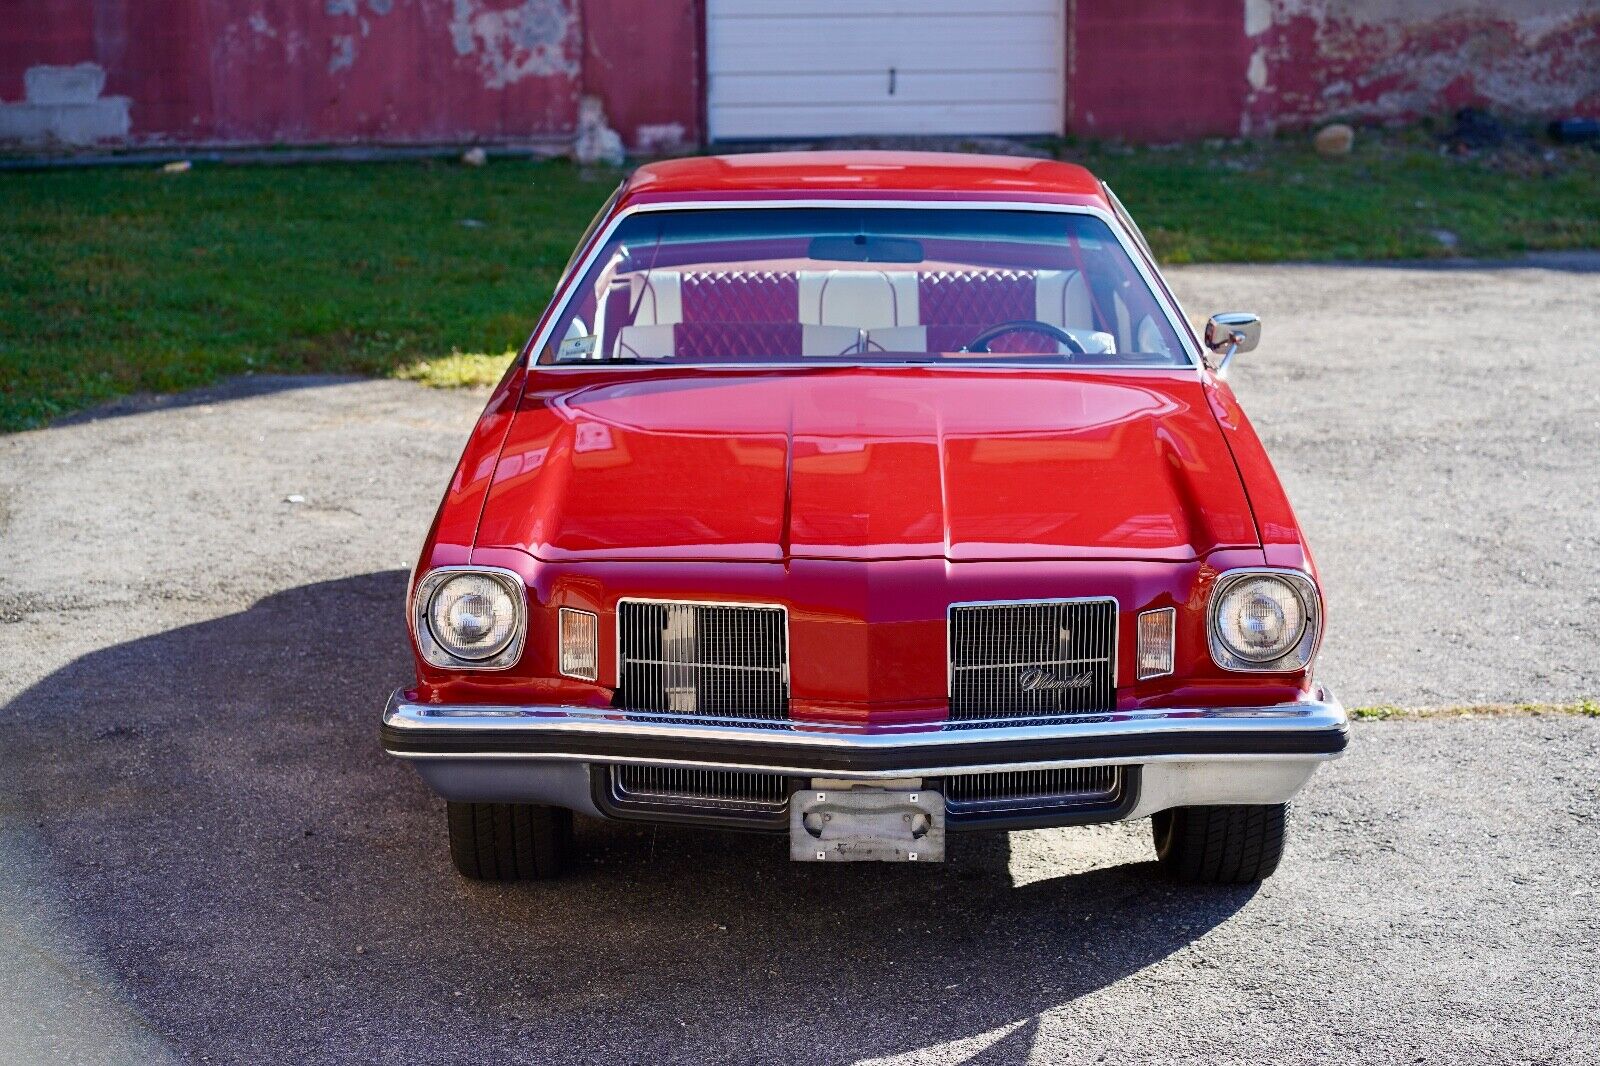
539, 207, 1188, 367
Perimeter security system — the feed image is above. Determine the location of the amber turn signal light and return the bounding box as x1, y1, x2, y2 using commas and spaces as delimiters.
1136, 607, 1175, 680
558, 608, 599, 681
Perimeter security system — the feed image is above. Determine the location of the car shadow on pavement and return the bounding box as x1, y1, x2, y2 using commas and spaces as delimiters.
2, 572, 1257, 1065
52, 373, 368, 427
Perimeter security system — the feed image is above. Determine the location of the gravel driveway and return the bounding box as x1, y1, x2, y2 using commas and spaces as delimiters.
2, 257, 1596, 1064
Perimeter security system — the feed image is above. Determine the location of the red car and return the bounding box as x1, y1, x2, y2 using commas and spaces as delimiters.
383, 151, 1346, 884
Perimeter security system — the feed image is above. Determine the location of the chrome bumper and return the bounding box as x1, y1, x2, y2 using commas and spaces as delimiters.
382, 688, 1347, 820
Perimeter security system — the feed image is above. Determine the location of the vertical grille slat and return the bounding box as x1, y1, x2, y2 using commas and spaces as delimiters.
617, 600, 788, 720
948, 599, 1117, 720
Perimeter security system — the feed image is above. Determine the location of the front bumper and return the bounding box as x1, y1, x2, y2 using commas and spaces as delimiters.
382, 688, 1347, 823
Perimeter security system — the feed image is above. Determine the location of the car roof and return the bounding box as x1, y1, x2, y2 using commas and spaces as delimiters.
621, 150, 1107, 204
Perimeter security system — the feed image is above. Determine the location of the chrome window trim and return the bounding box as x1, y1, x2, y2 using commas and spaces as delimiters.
411, 565, 528, 671
613, 595, 792, 696
1206, 568, 1323, 673
557, 607, 600, 681
558, 183, 623, 278
945, 596, 1120, 702
1135, 606, 1177, 681
523, 198, 1203, 375
532, 361, 1197, 376
1101, 182, 1154, 262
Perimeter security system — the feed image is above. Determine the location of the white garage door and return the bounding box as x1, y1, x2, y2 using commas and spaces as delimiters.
706, 0, 1064, 141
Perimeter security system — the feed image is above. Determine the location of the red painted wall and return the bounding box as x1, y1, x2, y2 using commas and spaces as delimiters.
1070, 0, 1252, 141
1071, 0, 1599, 141
0, 0, 700, 149
1243, 2, 1600, 135
1, 1, 1594, 148
582, 0, 700, 151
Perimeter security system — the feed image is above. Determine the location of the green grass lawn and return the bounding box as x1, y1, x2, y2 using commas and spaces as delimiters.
4, 133, 1597, 432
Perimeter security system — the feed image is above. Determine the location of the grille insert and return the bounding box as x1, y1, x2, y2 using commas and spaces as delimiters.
948, 599, 1117, 720
946, 766, 1124, 812
616, 600, 788, 720
611, 766, 789, 811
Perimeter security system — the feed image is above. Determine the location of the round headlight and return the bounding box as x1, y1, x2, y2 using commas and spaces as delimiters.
425, 573, 519, 661
1213, 574, 1308, 664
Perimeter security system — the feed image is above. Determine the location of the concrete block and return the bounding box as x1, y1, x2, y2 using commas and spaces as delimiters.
23, 63, 107, 106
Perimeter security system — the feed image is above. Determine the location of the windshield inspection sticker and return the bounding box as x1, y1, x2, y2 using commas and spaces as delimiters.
558, 335, 597, 360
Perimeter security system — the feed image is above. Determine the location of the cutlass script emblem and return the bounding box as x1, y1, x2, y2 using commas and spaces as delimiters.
1017, 668, 1095, 692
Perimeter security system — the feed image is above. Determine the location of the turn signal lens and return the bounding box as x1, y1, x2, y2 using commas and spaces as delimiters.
1136, 608, 1175, 680
559, 608, 599, 681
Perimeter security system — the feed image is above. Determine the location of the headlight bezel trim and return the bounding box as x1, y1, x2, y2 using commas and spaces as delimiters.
412, 565, 528, 671
1207, 568, 1322, 673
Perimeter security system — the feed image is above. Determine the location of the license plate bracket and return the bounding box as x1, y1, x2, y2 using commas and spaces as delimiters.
790, 787, 945, 862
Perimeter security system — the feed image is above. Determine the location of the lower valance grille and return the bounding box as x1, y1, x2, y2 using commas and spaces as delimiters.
946, 766, 1124, 812
616, 599, 788, 720
610, 765, 789, 812
948, 599, 1117, 720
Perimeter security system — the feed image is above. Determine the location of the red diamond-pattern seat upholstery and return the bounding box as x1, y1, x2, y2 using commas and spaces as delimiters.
611, 267, 1104, 358
679, 271, 800, 323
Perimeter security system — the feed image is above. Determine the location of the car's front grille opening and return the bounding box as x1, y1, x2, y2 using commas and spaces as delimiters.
616, 600, 788, 720
948, 599, 1117, 720
605, 766, 791, 825
945, 765, 1125, 813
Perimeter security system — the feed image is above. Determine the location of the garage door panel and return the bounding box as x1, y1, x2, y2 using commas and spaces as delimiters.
707, 1, 1062, 139
709, 17, 1062, 75
713, 71, 1061, 108
712, 0, 1059, 17
712, 102, 1063, 140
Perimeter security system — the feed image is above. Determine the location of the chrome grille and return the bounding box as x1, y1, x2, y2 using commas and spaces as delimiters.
616, 600, 788, 720
948, 599, 1117, 720
946, 765, 1124, 812
611, 765, 789, 811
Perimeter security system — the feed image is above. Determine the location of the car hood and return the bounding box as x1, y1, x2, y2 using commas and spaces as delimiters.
474, 367, 1260, 562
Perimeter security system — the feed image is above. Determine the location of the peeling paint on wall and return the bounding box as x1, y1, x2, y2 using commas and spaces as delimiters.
635, 122, 688, 153
0, 63, 131, 145
0, 0, 689, 149
13, 0, 1584, 150
328, 34, 357, 74
448, 0, 580, 89
1246, 50, 1268, 92
1243, 0, 1600, 132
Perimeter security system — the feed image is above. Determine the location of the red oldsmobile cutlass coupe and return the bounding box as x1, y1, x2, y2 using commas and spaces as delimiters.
383, 151, 1346, 884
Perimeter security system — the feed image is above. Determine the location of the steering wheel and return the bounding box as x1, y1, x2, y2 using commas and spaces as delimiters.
963, 320, 1086, 355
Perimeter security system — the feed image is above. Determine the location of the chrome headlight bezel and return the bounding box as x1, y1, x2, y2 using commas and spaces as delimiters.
1207, 568, 1321, 673
412, 565, 527, 670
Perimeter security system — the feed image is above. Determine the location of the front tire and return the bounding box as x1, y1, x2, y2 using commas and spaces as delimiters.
446, 802, 572, 881
1151, 804, 1288, 884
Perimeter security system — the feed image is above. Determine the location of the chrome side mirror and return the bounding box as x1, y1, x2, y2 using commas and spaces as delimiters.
1203, 312, 1261, 375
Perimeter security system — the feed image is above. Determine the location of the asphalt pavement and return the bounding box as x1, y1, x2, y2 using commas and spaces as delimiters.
2, 255, 1597, 1064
